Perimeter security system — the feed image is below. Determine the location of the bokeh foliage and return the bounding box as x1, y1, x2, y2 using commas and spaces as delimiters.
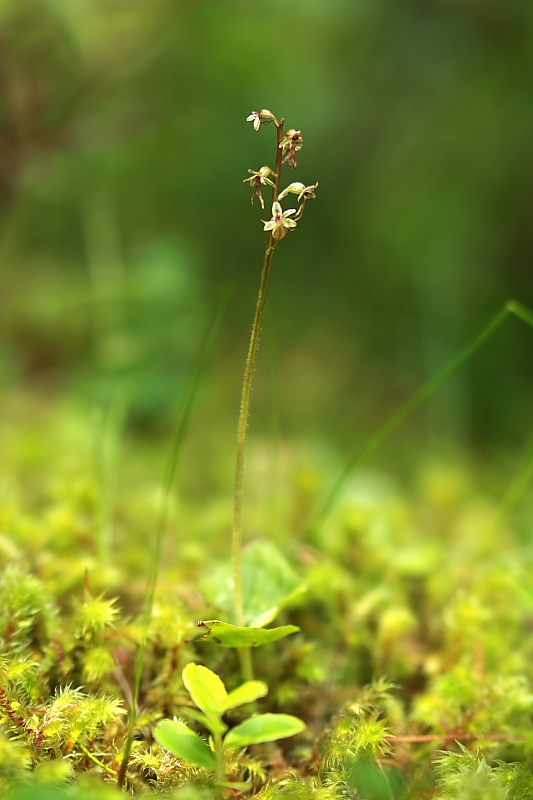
1, 0, 533, 449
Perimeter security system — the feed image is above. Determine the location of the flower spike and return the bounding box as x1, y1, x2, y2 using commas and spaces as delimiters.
243, 109, 317, 243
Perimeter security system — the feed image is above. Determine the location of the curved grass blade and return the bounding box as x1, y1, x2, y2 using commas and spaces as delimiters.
313, 300, 533, 528
118, 291, 229, 788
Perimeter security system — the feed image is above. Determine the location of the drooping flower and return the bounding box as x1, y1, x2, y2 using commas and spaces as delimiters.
278, 181, 319, 202
246, 109, 278, 131
243, 166, 277, 208
262, 201, 297, 240
279, 129, 303, 169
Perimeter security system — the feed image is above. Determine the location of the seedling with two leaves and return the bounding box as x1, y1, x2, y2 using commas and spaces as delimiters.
154, 663, 305, 790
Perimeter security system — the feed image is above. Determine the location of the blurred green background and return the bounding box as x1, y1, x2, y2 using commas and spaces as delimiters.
1, 0, 533, 463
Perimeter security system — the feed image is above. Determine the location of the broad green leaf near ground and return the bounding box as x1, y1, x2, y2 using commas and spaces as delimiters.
153, 719, 216, 771
201, 539, 306, 628
224, 713, 306, 750
197, 619, 299, 647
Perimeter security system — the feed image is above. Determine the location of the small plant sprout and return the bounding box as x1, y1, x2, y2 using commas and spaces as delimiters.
154, 663, 305, 790
232, 110, 318, 679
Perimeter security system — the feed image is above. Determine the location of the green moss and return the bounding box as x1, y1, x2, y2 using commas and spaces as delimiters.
2, 392, 533, 797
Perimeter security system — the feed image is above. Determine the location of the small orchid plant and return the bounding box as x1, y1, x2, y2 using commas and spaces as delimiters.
232, 110, 318, 680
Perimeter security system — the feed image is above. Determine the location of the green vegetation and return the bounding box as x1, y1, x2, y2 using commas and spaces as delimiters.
2, 2, 533, 797
154, 662, 305, 789
2, 108, 533, 798
3, 417, 533, 799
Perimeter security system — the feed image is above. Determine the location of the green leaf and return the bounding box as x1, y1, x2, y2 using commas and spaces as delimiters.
202, 540, 306, 627
223, 680, 268, 710
181, 706, 228, 737
154, 719, 216, 770
182, 663, 227, 716
224, 713, 306, 750
199, 620, 299, 648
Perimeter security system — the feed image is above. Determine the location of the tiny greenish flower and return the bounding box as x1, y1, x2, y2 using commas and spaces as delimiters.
246, 109, 278, 131
278, 181, 319, 202
243, 166, 277, 209
279, 129, 303, 169
263, 201, 297, 240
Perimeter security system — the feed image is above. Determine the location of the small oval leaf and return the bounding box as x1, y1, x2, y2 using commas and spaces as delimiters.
154, 719, 216, 770
223, 680, 268, 711
182, 663, 227, 716
224, 713, 306, 750
199, 620, 299, 648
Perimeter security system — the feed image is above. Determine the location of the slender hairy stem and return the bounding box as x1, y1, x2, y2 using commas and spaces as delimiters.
233, 122, 284, 680
232, 241, 274, 681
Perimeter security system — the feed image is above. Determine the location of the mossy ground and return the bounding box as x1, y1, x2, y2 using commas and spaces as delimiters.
2, 390, 533, 799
